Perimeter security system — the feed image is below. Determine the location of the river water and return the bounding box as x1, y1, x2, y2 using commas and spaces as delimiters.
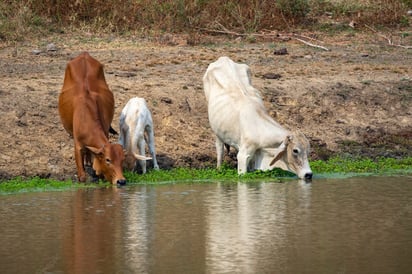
1, 176, 411, 273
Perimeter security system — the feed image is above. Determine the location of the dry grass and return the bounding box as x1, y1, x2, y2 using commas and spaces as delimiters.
0, 0, 410, 41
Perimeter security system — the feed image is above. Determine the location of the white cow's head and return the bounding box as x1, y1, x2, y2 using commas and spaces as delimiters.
269, 132, 313, 180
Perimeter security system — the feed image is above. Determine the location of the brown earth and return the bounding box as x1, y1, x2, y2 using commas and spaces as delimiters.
0, 32, 411, 181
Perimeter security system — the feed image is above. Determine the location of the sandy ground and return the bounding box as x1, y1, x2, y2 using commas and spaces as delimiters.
0, 32, 411, 180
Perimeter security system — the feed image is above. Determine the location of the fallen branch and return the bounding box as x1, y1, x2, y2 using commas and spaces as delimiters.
365, 25, 393, 44
197, 27, 245, 37
293, 37, 330, 51
197, 27, 291, 41
214, 21, 242, 36
293, 33, 325, 44
365, 25, 412, 49
199, 22, 330, 50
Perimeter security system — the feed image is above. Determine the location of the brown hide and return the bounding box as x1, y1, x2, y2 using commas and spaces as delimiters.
58, 52, 126, 185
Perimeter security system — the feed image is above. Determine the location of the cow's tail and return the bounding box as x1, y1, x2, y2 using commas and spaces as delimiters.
131, 119, 147, 160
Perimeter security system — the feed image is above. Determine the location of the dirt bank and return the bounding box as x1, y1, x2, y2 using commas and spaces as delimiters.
0, 32, 411, 180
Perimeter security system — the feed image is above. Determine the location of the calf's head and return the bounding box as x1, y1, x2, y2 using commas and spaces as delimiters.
87, 144, 126, 185
270, 132, 313, 181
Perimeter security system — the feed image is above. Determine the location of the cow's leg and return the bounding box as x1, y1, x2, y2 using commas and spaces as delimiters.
146, 126, 159, 170
84, 150, 92, 167
118, 125, 125, 148
137, 137, 146, 174
237, 146, 253, 174
84, 150, 98, 180
216, 137, 224, 168
74, 142, 87, 182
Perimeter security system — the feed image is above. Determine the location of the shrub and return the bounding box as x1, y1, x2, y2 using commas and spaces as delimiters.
0, 0, 409, 41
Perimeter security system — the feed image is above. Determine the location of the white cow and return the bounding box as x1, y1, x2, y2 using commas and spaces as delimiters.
203, 56, 312, 180
119, 97, 159, 174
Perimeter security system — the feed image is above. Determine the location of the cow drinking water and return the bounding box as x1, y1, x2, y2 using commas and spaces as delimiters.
119, 97, 159, 174
58, 52, 128, 184
203, 56, 313, 180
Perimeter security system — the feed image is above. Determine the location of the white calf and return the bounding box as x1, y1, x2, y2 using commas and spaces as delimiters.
119, 97, 159, 173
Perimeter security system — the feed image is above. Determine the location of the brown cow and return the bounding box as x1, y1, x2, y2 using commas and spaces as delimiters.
58, 52, 127, 185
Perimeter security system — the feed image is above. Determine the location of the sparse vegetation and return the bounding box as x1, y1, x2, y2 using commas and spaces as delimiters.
0, 0, 410, 41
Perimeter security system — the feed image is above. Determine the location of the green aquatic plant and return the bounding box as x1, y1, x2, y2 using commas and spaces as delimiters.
1, 157, 411, 194
0, 176, 107, 194
125, 164, 293, 184
122, 157, 412, 183
310, 156, 412, 174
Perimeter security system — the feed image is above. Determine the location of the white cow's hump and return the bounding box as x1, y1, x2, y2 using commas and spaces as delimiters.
204, 56, 262, 99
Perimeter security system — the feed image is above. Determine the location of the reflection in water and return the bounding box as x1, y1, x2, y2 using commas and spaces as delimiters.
0, 192, 71, 273
205, 181, 312, 273
0, 176, 411, 273
123, 185, 151, 273
122, 184, 208, 273
61, 188, 123, 274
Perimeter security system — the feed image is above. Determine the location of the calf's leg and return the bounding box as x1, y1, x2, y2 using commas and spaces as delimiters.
136, 137, 146, 174
146, 126, 159, 170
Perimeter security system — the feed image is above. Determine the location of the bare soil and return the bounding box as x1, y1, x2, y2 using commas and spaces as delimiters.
0, 32, 411, 181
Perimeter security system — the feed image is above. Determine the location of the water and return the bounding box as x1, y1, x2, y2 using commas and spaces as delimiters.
1, 176, 411, 273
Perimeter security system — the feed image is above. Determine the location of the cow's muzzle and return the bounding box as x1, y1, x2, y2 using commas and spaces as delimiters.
116, 179, 127, 185
304, 172, 313, 181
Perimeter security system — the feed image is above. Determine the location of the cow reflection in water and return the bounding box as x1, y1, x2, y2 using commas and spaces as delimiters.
205, 182, 312, 273
62, 188, 123, 274
59, 182, 311, 273
123, 186, 207, 273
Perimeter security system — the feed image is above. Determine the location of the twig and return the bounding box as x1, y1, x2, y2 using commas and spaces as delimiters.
365, 24, 392, 44
293, 33, 325, 44
185, 97, 191, 112
197, 27, 290, 41
393, 44, 412, 49
214, 21, 242, 36
365, 24, 412, 49
293, 37, 330, 51
197, 27, 247, 36
198, 22, 330, 49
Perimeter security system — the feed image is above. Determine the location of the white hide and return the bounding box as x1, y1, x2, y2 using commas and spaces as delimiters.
203, 56, 312, 180
119, 97, 159, 174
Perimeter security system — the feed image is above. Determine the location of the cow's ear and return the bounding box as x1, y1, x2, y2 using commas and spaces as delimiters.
269, 140, 288, 166
86, 146, 104, 156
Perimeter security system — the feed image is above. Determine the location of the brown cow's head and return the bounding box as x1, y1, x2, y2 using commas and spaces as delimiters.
87, 144, 126, 185
269, 131, 313, 181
